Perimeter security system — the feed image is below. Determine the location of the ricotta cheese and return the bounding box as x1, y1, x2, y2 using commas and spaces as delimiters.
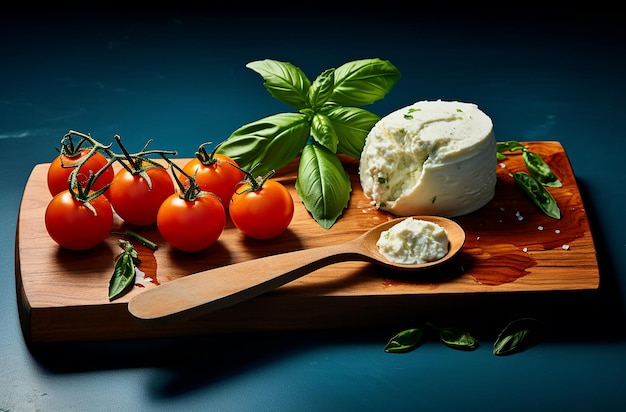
359, 100, 496, 217
376, 217, 449, 264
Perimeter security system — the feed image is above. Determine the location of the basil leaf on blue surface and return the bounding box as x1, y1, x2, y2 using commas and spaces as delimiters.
513, 172, 561, 219
295, 143, 352, 229
246, 60, 311, 110
522, 150, 562, 187
384, 328, 424, 353
493, 318, 540, 356
329, 58, 401, 106
108, 240, 139, 301
426, 323, 479, 350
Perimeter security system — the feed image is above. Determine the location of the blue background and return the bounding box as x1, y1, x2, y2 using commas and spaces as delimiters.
2, 4, 625, 411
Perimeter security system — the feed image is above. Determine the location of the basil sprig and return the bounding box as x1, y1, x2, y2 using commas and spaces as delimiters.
108, 240, 140, 301
218, 58, 400, 229
497, 140, 562, 219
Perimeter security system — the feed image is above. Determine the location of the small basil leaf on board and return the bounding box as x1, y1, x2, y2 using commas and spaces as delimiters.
496, 140, 526, 154
218, 112, 311, 176
311, 113, 338, 153
427, 323, 479, 350
109, 240, 138, 301
322, 105, 380, 160
513, 172, 561, 219
384, 328, 424, 353
329, 58, 401, 107
295, 143, 351, 229
307, 68, 335, 110
246, 60, 311, 110
493, 318, 540, 356
522, 150, 562, 187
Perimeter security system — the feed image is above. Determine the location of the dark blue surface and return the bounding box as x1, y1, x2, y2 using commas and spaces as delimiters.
2, 6, 626, 411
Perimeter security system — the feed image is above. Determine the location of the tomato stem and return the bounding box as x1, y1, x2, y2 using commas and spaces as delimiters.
233, 163, 275, 194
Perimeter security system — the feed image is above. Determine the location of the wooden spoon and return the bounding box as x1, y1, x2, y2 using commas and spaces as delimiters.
128, 215, 465, 325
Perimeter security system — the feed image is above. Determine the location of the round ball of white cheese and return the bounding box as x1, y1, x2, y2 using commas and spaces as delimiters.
359, 100, 496, 217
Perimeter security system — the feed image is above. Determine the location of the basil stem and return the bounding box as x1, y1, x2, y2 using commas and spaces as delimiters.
108, 240, 139, 301
522, 150, 562, 187
426, 322, 479, 350
513, 172, 561, 219
493, 318, 540, 356
384, 328, 424, 353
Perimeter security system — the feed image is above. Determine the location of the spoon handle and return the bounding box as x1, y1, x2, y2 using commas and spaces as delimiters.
128, 242, 368, 324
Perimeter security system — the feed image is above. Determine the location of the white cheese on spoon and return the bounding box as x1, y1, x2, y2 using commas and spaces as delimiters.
376, 217, 449, 264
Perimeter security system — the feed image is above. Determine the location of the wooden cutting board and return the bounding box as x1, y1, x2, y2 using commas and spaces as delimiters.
16, 141, 600, 344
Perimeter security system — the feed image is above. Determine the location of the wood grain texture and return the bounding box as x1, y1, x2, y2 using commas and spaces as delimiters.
15, 141, 600, 344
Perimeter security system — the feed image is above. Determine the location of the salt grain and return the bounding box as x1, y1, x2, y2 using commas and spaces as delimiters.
562, 244, 570, 250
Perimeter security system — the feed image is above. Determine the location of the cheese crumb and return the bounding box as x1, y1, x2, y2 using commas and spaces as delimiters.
376, 217, 449, 264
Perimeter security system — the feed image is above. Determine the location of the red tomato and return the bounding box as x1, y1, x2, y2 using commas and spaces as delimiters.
229, 179, 294, 239
47, 149, 114, 197
180, 154, 244, 210
45, 190, 114, 250
108, 164, 175, 226
157, 192, 226, 252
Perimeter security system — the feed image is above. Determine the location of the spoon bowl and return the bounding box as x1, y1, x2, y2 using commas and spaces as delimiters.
128, 215, 465, 324
356, 215, 465, 271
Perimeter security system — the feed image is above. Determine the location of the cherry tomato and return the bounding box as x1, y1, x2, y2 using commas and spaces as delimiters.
157, 192, 226, 252
108, 164, 175, 226
47, 149, 114, 197
229, 179, 294, 239
179, 151, 244, 211
45, 190, 114, 250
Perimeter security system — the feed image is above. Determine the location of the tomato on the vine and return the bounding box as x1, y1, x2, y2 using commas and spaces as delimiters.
45, 190, 114, 250
47, 148, 114, 197
179, 143, 244, 210
229, 172, 294, 240
157, 191, 226, 252
108, 163, 175, 226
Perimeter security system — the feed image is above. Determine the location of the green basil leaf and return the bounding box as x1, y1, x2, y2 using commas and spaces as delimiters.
322, 105, 380, 160
307, 68, 335, 110
311, 113, 338, 153
513, 172, 561, 219
295, 144, 351, 229
329, 58, 401, 107
108, 241, 137, 301
438, 327, 480, 350
497, 140, 526, 154
218, 112, 311, 176
246, 59, 311, 110
384, 328, 424, 353
522, 150, 562, 188
493, 318, 540, 356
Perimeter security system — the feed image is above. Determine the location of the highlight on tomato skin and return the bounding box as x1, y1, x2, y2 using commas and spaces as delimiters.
229, 179, 295, 240
108, 166, 175, 227
47, 149, 114, 197
157, 192, 226, 252
44, 190, 114, 251
179, 143, 245, 211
